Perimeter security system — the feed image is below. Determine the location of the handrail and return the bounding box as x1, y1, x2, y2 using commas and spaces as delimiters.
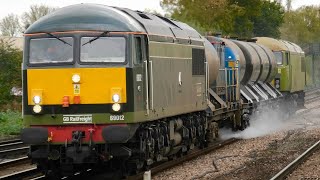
144, 60, 149, 115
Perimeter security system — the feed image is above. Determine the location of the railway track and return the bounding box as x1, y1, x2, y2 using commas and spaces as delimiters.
127, 138, 239, 180
0, 166, 41, 180
0, 139, 35, 180
0, 139, 29, 158
0, 138, 239, 180
270, 140, 320, 180
304, 87, 320, 104
0, 155, 29, 167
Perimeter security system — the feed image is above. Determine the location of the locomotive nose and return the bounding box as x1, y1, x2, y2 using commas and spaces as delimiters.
27, 68, 127, 107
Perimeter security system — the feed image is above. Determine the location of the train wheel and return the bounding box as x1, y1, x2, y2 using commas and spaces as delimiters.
240, 113, 250, 131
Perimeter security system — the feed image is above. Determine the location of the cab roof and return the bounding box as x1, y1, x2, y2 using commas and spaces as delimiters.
255, 37, 304, 54
255, 37, 288, 52
25, 4, 202, 40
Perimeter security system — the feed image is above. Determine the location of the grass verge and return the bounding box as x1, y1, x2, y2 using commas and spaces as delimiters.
0, 110, 22, 138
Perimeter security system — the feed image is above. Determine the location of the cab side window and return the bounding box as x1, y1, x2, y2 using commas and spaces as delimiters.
134, 37, 142, 64
285, 52, 289, 65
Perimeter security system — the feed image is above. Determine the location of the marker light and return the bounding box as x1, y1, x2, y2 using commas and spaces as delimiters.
112, 103, 121, 112
33, 105, 42, 113
73, 96, 81, 104
33, 96, 41, 104
72, 74, 81, 83
112, 94, 120, 103
62, 96, 70, 107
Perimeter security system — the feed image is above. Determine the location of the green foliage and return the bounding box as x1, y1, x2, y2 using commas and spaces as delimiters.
253, 1, 284, 38
0, 14, 22, 37
0, 110, 22, 136
280, 5, 320, 46
0, 39, 23, 107
161, 0, 284, 38
161, 0, 241, 34
229, 0, 262, 37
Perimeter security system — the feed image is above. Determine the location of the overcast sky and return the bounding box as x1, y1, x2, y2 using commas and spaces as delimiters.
0, 0, 319, 20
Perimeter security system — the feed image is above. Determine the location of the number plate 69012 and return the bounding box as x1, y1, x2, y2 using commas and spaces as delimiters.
110, 115, 125, 121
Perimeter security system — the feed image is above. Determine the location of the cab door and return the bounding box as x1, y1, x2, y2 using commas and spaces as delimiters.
133, 35, 151, 116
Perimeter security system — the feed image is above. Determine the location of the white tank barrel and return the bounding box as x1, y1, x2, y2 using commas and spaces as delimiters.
204, 39, 220, 86
257, 44, 277, 82
220, 38, 246, 83
248, 42, 270, 82
232, 40, 261, 83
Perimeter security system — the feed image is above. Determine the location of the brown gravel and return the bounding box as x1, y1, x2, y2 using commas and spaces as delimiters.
153, 101, 320, 180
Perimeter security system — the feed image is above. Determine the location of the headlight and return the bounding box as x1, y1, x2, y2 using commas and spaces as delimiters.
112, 103, 121, 112
33, 96, 41, 104
33, 105, 42, 113
72, 74, 81, 83
112, 94, 120, 103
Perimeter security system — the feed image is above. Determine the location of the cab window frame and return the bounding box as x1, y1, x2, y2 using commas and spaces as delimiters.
26, 35, 76, 67
285, 52, 289, 65
133, 35, 146, 65
79, 33, 129, 65
274, 51, 283, 65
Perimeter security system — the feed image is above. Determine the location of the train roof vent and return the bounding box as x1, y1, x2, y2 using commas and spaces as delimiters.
137, 12, 151, 20
247, 39, 257, 42
155, 15, 182, 30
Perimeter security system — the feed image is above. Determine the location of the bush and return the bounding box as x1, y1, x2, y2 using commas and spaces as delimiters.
0, 110, 22, 136
0, 38, 23, 109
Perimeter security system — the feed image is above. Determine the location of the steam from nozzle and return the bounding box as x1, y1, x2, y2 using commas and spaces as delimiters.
220, 106, 290, 140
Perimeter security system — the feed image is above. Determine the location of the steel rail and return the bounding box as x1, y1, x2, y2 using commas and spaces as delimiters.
304, 87, 320, 103
29, 175, 46, 180
0, 138, 28, 158
0, 146, 29, 157
0, 166, 41, 180
0, 139, 21, 146
0, 141, 24, 151
0, 156, 29, 168
270, 140, 320, 180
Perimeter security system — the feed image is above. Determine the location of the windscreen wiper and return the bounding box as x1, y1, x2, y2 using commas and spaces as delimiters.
46, 33, 72, 46
82, 31, 109, 46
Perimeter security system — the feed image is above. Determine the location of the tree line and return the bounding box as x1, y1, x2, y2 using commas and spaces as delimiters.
1, 2, 319, 46
161, 0, 320, 46
280, 5, 320, 47
0, 39, 22, 109
0, 5, 55, 37
161, 0, 284, 38
0, 5, 54, 109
